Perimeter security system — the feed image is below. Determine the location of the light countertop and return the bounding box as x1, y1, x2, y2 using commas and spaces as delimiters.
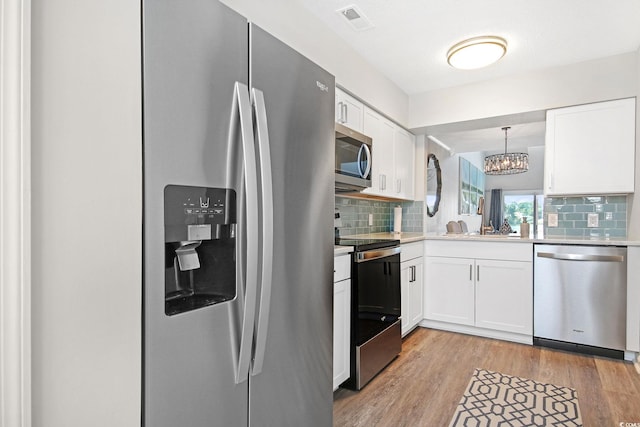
339, 232, 426, 244
427, 233, 640, 246
338, 232, 640, 247
333, 245, 353, 256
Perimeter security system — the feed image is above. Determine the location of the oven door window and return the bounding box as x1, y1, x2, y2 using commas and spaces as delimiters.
356, 253, 400, 317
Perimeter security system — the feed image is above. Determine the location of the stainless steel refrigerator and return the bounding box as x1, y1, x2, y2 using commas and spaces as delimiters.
142, 1, 335, 426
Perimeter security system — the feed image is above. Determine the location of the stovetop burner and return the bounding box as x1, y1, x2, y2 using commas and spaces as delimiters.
335, 237, 400, 251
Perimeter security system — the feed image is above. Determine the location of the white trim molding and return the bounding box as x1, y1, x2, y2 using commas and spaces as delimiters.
1, 0, 31, 426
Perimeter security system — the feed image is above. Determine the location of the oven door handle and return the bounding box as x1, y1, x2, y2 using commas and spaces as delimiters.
356, 246, 401, 263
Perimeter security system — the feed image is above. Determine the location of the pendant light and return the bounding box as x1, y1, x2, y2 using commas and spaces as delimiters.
484, 127, 528, 175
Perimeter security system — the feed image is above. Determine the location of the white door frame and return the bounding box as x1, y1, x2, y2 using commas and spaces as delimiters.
1, 0, 31, 426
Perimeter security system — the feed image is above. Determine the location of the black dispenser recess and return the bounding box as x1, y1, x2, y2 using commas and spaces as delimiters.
164, 185, 236, 316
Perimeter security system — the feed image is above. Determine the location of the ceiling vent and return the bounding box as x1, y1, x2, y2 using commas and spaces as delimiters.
336, 5, 374, 31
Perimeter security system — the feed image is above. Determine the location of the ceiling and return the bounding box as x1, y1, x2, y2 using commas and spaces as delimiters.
296, 0, 640, 95
296, 0, 640, 152
430, 121, 546, 154
297, 0, 640, 153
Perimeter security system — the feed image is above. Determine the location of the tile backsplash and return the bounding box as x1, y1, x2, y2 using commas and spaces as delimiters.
544, 195, 627, 239
335, 197, 423, 237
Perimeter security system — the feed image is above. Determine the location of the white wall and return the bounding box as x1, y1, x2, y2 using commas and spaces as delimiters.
409, 52, 638, 130
415, 52, 639, 238
31, 1, 141, 426
220, 0, 409, 126
627, 47, 640, 240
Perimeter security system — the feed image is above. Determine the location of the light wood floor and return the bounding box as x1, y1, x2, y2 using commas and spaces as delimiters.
333, 327, 640, 426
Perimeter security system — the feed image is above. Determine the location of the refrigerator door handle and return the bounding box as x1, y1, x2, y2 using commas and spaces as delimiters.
231, 82, 260, 384
250, 88, 274, 376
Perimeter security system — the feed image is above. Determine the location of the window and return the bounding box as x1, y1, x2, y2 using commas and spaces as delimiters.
503, 192, 544, 238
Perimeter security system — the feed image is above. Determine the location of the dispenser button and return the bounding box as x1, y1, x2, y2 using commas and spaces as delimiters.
188, 224, 212, 240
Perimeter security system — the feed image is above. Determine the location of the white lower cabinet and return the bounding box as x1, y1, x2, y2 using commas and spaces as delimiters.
475, 259, 532, 335
400, 242, 424, 336
424, 257, 475, 326
333, 254, 351, 390
423, 241, 533, 344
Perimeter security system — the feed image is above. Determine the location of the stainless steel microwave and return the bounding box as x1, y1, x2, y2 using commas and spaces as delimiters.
335, 123, 372, 192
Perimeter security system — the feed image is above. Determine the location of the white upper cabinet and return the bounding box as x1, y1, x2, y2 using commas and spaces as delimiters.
544, 98, 636, 195
362, 106, 415, 200
335, 88, 364, 132
363, 107, 395, 197
394, 127, 415, 200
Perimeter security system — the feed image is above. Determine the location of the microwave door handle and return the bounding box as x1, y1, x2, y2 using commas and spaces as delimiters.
250, 88, 274, 377
357, 144, 372, 179
230, 82, 260, 385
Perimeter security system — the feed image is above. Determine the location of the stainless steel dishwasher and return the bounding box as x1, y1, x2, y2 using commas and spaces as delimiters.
534, 244, 627, 359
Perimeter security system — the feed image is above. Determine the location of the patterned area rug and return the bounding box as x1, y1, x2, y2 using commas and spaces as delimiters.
449, 369, 583, 427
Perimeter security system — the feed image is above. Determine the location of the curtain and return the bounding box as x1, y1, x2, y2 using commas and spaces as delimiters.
489, 189, 502, 232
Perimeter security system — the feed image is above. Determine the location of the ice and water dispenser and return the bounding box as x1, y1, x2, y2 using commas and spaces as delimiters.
164, 185, 236, 315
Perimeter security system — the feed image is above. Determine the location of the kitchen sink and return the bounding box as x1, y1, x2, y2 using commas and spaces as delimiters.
442, 233, 520, 239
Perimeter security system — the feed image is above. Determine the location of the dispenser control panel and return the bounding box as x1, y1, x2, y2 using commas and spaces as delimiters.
163, 184, 237, 316
164, 185, 236, 242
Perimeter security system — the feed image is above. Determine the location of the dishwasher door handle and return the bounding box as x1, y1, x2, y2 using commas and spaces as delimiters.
536, 252, 625, 262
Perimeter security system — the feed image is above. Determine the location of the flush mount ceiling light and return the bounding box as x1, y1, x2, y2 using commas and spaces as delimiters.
447, 36, 507, 70
484, 127, 528, 175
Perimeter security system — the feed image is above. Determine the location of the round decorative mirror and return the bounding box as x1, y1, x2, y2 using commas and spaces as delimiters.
425, 154, 442, 217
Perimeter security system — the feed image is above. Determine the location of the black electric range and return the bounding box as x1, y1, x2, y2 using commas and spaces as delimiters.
334, 235, 402, 390
335, 237, 400, 251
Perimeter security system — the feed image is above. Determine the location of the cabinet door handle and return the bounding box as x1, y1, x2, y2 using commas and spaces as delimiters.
337, 101, 343, 123
397, 179, 401, 194
477, 265, 480, 281
343, 103, 348, 124
469, 264, 472, 281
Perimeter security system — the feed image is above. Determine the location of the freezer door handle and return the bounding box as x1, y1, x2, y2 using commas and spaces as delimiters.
250, 88, 274, 376
231, 82, 260, 384
537, 252, 625, 262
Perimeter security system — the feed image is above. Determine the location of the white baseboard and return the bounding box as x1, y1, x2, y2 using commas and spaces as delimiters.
419, 319, 533, 345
